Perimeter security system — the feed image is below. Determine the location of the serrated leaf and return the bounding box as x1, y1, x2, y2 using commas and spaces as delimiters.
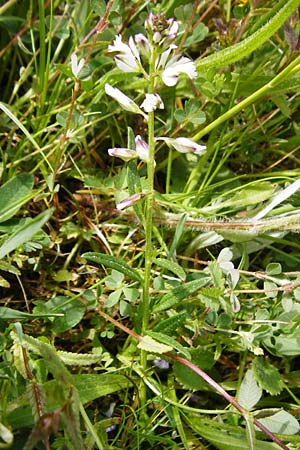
154, 258, 186, 281
252, 357, 283, 395
57, 351, 103, 366
153, 277, 210, 312
137, 335, 173, 354
237, 369, 262, 410
82, 252, 142, 283
147, 331, 190, 359
255, 410, 300, 435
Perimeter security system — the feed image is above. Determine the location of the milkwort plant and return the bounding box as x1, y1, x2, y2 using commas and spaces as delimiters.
102, 13, 206, 336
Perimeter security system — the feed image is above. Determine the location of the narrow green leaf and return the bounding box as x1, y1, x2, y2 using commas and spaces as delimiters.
82, 252, 142, 283
0, 306, 63, 320
196, 0, 300, 71
154, 258, 186, 281
153, 277, 210, 312
0, 208, 53, 259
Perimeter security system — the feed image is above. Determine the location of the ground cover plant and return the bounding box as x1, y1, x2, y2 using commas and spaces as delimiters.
1, 0, 300, 448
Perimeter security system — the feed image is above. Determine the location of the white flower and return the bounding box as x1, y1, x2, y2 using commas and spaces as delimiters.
105, 84, 146, 117
108, 148, 137, 161
157, 137, 206, 155
70, 53, 85, 78
108, 34, 141, 73
140, 93, 164, 112
162, 55, 197, 86
155, 45, 177, 70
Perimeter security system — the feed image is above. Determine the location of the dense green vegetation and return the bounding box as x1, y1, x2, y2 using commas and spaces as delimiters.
1, 1, 300, 448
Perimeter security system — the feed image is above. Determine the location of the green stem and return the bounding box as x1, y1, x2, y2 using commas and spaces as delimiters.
141, 48, 157, 335
139, 44, 157, 410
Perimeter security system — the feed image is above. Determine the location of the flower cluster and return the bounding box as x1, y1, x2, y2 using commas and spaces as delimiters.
107, 15, 196, 87
104, 12, 206, 178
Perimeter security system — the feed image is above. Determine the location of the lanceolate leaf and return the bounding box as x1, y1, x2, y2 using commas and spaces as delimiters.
82, 252, 142, 283
196, 0, 300, 71
153, 277, 210, 313
0, 208, 53, 260
154, 258, 186, 281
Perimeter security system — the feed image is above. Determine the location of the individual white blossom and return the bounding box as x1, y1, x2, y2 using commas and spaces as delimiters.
108, 147, 137, 161
135, 135, 150, 161
157, 137, 206, 155
70, 53, 85, 78
108, 34, 141, 73
104, 84, 146, 117
162, 55, 197, 86
140, 93, 164, 112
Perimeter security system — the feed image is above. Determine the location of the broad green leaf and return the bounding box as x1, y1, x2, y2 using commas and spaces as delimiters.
252, 357, 283, 395
137, 335, 173, 354
266, 262, 282, 275
153, 277, 210, 312
0, 208, 53, 259
82, 252, 142, 283
43, 296, 85, 333
237, 369, 262, 410
263, 281, 278, 299
0, 173, 34, 223
154, 258, 186, 281
147, 331, 190, 359
255, 410, 300, 435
